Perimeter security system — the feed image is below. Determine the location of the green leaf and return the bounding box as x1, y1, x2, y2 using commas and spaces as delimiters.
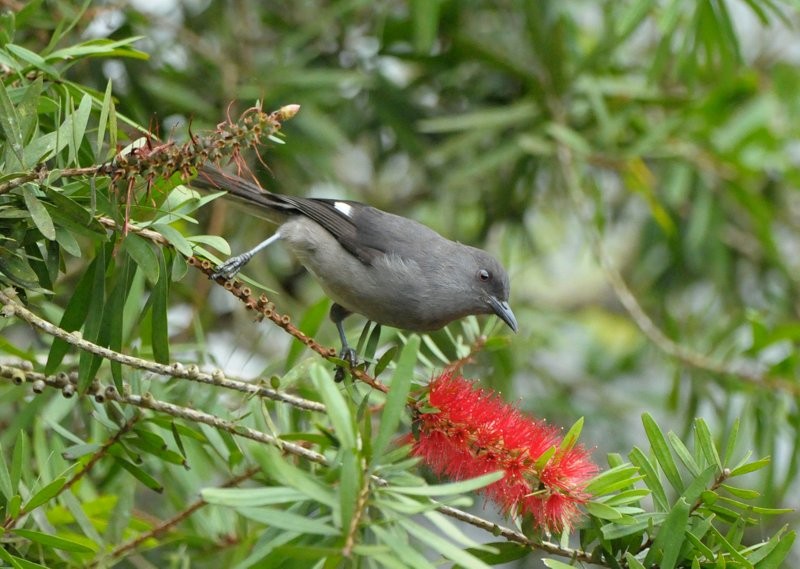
0, 443, 13, 499
464, 542, 528, 565
186, 234, 230, 254
533, 446, 557, 471
6, 495, 21, 519
122, 234, 159, 285
6, 43, 59, 75
311, 363, 355, 450
22, 476, 66, 512
705, 524, 750, 565
364, 322, 382, 362
13, 528, 95, 553
642, 413, 683, 493
339, 448, 359, 534
679, 464, 717, 508
399, 518, 491, 569
542, 560, 577, 569
46, 37, 148, 61
559, 416, 584, 453
422, 334, 449, 365
202, 486, 307, 507
694, 418, 722, 470
585, 464, 641, 495
644, 497, 690, 569
720, 484, 760, 500
629, 447, 668, 511
667, 431, 702, 477
389, 470, 504, 496
602, 488, 651, 506
722, 417, 740, 466
0, 245, 41, 289
62, 443, 102, 460
43, 252, 95, 374
237, 506, 338, 536
624, 553, 647, 569
10, 433, 25, 493
150, 250, 170, 364
373, 335, 419, 461
41, 185, 101, 230
0, 546, 48, 569
151, 222, 194, 257
751, 528, 795, 568
0, 78, 24, 166
106, 256, 136, 391
54, 226, 81, 257
77, 242, 108, 391
730, 457, 770, 477
253, 446, 337, 508
373, 345, 398, 377
411, 0, 440, 54
114, 456, 163, 493
22, 185, 56, 240
126, 434, 187, 467
96, 78, 113, 156
371, 525, 436, 569
68, 93, 92, 164
585, 500, 623, 520
284, 297, 329, 370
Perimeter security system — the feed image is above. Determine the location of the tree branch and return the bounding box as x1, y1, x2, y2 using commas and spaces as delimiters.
0, 287, 326, 413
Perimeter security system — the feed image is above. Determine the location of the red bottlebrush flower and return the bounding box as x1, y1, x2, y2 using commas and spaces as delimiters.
409, 372, 598, 534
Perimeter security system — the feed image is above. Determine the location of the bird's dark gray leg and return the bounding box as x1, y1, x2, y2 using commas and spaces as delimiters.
331, 303, 356, 382
212, 232, 281, 280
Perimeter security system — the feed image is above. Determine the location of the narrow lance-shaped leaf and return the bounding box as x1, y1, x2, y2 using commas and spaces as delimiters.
114, 456, 164, 493
253, 446, 337, 509
107, 256, 136, 391
45, 249, 100, 374
389, 470, 504, 496
0, 77, 25, 166
373, 335, 419, 461
12, 528, 95, 553
339, 448, 360, 533
22, 477, 66, 512
96, 78, 113, 156
0, 443, 14, 499
643, 497, 690, 569
311, 364, 356, 450
629, 446, 668, 511
78, 241, 110, 391
22, 185, 56, 240
10, 432, 26, 492
642, 412, 684, 493
68, 93, 93, 166
150, 249, 170, 363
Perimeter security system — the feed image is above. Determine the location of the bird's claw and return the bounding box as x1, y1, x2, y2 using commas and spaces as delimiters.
211, 255, 250, 281
334, 347, 358, 382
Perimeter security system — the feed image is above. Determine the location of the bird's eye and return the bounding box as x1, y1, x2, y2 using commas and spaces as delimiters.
477, 269, 491, 282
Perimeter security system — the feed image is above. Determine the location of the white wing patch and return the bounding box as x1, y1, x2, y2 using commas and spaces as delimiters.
334, 201, 353, 217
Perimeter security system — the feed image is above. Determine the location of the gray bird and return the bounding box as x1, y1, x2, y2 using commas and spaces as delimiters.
192, 166, 517, 370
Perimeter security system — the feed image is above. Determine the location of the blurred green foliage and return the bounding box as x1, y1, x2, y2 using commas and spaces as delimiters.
0, 0, 799, 567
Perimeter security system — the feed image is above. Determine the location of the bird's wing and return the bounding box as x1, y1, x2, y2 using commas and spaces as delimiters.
193, 165, 385, 264
279, 196, 386, 264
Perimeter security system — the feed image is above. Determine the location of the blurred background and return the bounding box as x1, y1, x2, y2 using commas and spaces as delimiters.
9, 0, 800, 564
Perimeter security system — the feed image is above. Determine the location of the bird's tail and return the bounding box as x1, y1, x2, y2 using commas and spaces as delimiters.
192, 164, 287, 221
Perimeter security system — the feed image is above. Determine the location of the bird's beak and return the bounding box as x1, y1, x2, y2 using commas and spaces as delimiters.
488, 296, 518, 333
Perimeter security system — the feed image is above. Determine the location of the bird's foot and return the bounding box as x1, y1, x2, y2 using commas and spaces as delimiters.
211, 254, 252, 281
334, 346, 358, 383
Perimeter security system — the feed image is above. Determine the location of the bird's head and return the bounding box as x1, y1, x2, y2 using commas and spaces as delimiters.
463, 249, 517, 333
